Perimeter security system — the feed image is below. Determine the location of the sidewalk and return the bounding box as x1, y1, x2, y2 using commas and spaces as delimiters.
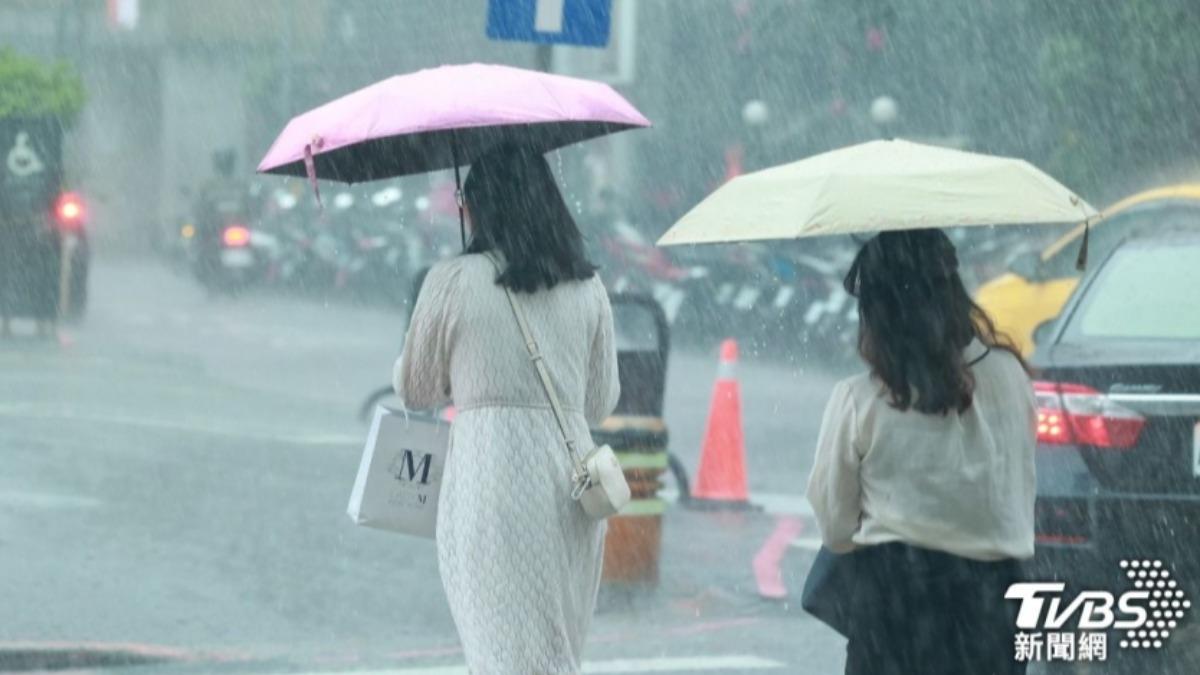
294, 506, 842, 674
590, 505, 842, 673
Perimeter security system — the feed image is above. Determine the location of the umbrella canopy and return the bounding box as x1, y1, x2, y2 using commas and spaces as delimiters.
257, 63, 650, 183
657, 139, 1098, 247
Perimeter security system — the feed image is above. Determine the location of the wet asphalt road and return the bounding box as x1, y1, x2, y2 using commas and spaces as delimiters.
6, 258, 1197, 674
1, 257, 850, 674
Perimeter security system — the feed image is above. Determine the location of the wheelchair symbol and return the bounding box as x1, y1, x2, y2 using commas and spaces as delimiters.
6, 132, 46, 178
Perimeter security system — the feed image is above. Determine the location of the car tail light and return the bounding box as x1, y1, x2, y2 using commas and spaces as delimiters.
1034, 381, 1145, 449
54, 192, 86, 230
222, 225, 251, 248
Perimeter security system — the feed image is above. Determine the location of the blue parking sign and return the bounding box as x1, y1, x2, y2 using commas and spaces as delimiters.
487, 0, 613, 48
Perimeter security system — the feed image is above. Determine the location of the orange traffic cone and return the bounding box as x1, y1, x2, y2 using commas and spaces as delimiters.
691, 339, 752, 509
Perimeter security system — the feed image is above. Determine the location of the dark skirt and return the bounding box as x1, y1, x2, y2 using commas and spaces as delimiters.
845, 542, 1026, 675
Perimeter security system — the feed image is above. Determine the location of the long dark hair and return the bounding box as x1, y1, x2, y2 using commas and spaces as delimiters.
844, 229, 1028, 415
463, 146, 596, 293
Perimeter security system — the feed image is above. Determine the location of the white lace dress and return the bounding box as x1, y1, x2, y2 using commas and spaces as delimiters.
394, 253, 620, 674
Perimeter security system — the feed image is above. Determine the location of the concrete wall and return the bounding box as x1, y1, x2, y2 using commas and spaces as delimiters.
158, 51, 248, 244
73, 48, 163, 251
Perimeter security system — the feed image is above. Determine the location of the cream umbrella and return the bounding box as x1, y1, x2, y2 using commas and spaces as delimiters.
657, 139, 1098, 249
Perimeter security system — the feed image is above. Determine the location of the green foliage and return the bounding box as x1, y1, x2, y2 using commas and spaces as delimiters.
0, 48, 85, 122
1030, 0, 1200, 195
1035, 33, 1113, 192
753, 0, 1200, 197
1116, 0, 1200, 151
1037, 35, 1104, 117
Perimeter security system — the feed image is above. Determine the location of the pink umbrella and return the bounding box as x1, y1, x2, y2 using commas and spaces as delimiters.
257, 62, 649, 199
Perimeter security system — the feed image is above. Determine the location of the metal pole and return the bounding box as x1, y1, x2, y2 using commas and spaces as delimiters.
57, 235, 78, 324
54, 0, 70, 59
281, 10, 295, 124
535, 44, 553, 73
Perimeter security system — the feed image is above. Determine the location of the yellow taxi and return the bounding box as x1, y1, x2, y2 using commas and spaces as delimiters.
975, 183, 1200, 356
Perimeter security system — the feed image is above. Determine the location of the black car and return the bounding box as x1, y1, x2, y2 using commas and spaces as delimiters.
1030, 229, 1200, 584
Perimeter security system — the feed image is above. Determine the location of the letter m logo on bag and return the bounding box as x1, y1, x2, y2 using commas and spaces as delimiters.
388, 449, 433, 485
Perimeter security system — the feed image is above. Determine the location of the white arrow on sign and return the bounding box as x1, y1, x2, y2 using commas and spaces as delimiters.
535, 0, 565, 33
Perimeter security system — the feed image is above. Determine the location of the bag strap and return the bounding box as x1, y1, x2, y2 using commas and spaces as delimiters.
484, 253, 588, 488
967, 345, 991, 367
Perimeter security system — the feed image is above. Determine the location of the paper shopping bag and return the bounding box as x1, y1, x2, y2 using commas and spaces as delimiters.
347, 406, 450, 538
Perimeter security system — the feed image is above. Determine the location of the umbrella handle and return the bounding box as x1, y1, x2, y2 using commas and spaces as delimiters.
304, 135, 325, 210
451, 132, 465, 250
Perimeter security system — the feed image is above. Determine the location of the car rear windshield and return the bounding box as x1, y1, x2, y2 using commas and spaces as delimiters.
1063, 241, 1200, 340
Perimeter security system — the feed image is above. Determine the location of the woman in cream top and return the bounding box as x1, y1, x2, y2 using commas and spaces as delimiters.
807, 336, 1035, 561
806, 229, 1035, 675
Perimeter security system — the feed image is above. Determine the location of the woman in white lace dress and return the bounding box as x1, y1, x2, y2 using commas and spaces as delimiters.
394, 147, 620, 674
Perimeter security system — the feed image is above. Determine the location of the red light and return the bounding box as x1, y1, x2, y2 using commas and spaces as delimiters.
1035, 534, 1090, 546
54, 192, 86, 229
222, 225, 251, 248
1034, 381, 1145, 449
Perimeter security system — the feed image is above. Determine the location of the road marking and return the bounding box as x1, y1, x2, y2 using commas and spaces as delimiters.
583, 656, 785, 672
279, 655, 785, 675
0, 405, 361, 446
753, 492, 814, 517
0, 490, 102, 509
754, 516, 805, 599
589, 618, 761, 650
790, 537, 825, 552
659, 488, 814, 517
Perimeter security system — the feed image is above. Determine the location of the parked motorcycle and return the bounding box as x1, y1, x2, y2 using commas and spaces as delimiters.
667, 239, 861, 363
179, 179, 461, 306
343, 186, 427, 306
590, 218, 708, 327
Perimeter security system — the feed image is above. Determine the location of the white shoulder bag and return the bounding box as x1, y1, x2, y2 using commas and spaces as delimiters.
487, 253, 630, 519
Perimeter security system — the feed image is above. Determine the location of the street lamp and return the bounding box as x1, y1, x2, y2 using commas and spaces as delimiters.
734, 99, 771, 173
742, 99, 770, 128
869, 95, 898, 139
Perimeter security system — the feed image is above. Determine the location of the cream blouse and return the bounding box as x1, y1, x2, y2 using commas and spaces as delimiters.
806, 340, 1037, 561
